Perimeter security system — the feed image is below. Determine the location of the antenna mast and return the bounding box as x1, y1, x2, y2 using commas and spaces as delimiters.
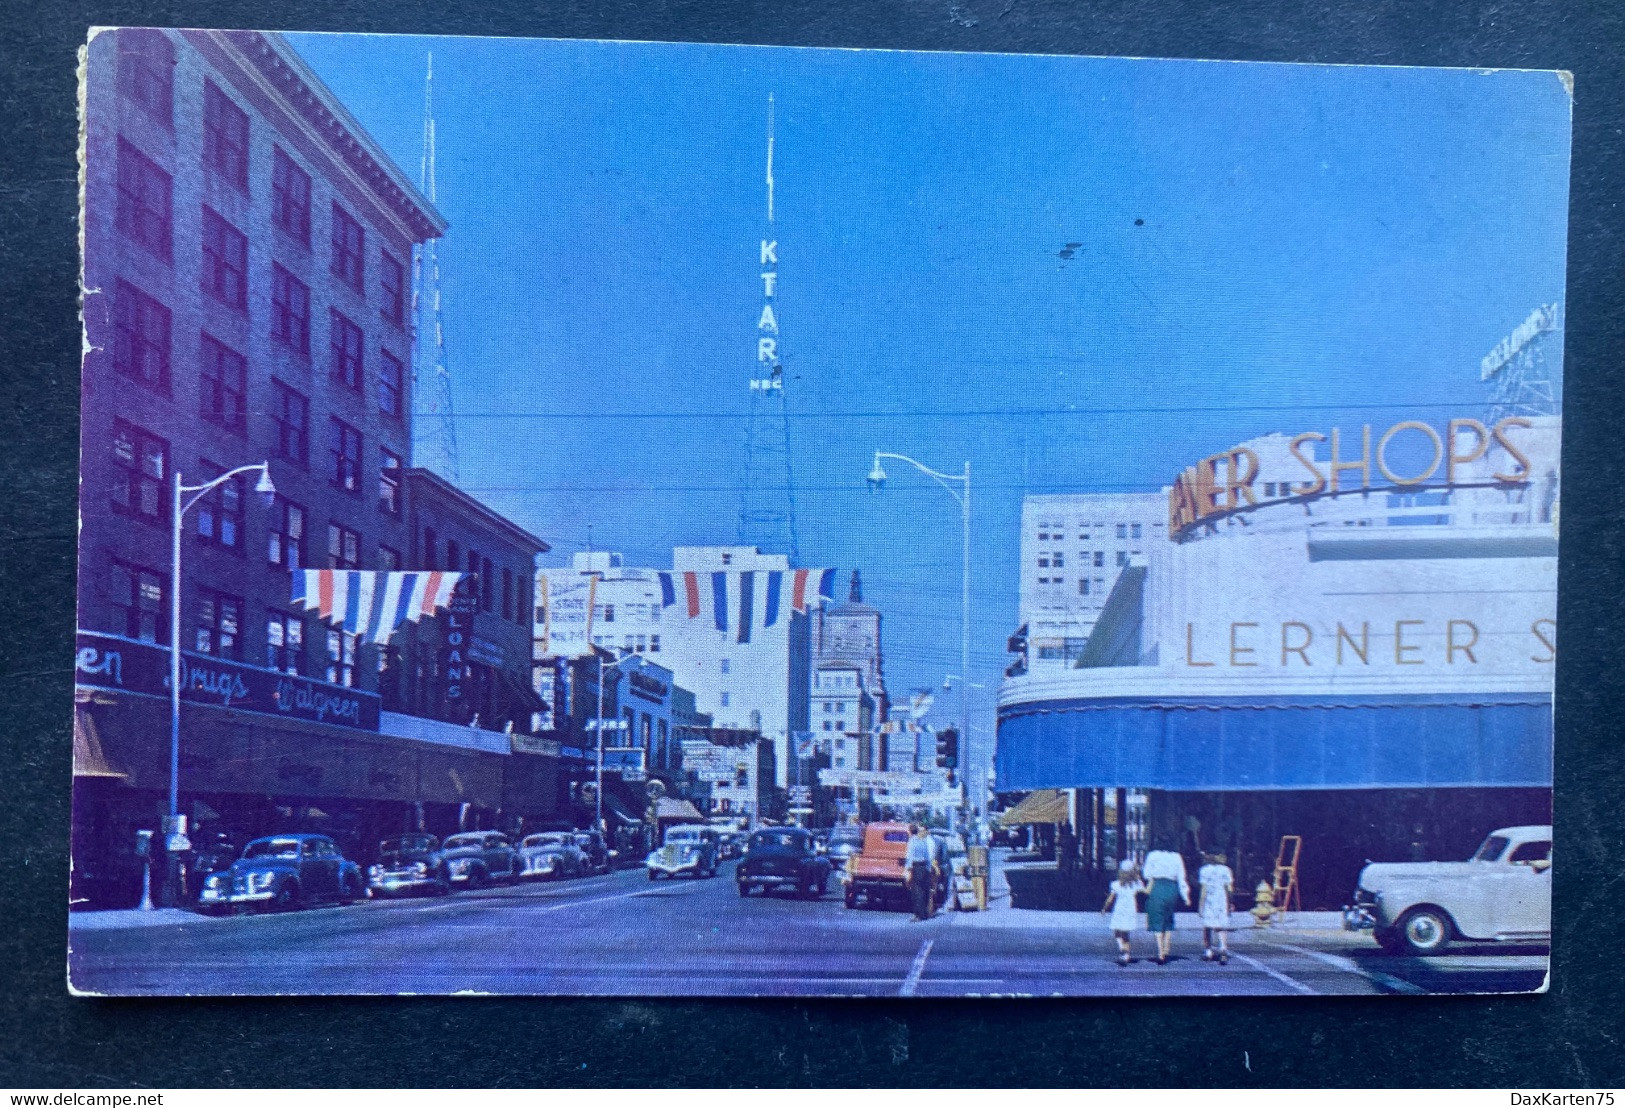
412, 52, 461, 481
738, 94, 801, 560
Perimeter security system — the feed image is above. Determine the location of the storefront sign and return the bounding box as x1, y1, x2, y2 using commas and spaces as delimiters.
512, 733, 562, 757
468, 634, 506, 668
443, 595, 476, 706
1168, 416, 1535, 539
73, 630, 380, 731
628, 670, 669, 703
535, 574, 596, 658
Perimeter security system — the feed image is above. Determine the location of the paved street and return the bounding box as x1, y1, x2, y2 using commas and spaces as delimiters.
67, 857, 1549, 997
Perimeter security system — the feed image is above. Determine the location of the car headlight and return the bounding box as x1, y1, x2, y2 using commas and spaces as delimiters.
368, 865, 382, 878
205, 873, 226, 888
413, 862, 428, 877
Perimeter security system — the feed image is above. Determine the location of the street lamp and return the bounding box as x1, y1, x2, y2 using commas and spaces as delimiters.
165, 461, 274, 906
865, 450, 973, 836
593, 648, 638, 834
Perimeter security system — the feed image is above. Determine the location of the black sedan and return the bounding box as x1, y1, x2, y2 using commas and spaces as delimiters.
737, 827, 833, 899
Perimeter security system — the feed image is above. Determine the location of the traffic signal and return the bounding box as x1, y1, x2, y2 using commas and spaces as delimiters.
935, 727, 959, 771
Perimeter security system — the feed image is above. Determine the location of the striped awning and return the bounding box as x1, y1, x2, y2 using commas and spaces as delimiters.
997, 789, 1068, 826
73, 707, 126, 779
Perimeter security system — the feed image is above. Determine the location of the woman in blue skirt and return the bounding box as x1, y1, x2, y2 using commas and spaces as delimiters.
1140, 836, 1190, 964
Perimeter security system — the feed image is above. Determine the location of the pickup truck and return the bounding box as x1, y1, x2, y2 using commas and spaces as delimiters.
843, 821, 945, 911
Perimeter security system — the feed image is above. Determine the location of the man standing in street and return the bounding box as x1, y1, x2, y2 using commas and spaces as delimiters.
905, 824, 939, 920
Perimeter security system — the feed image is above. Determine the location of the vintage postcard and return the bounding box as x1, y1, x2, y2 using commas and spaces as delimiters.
69, 30, 1568, 996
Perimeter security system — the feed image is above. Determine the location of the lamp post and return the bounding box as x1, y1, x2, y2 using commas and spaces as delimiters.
166, 461, 275, 906
593, 648, 637, 834
866, 451, 973, 837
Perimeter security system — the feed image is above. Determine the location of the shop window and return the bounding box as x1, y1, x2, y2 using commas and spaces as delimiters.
379, 545, 401, 572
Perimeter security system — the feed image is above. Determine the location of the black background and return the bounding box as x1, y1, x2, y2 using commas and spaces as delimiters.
4, 0, 1623, 1089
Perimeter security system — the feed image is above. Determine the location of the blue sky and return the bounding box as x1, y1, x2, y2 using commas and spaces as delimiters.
290, 34, 1571, 781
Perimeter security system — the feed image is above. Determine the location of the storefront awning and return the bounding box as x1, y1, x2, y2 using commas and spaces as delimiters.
654, 798, 705, 823
996, 692, 1552, 792
997, 789, 1068, 826
602, 791, 643, 826
73, 708, 126, 779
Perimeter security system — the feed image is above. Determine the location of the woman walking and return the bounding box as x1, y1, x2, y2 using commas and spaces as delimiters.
1140, 836, 1190, 964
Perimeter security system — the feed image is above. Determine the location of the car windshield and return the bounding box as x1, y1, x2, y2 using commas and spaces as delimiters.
1474, 834, 1512, 862
382, 836, 435, 853
444, 835, 483, 850
665, 829, 703, 844
881, 830, 910, 843
243, 839, 301, 860
751, 831, 804, 849
524, 835, 566, 848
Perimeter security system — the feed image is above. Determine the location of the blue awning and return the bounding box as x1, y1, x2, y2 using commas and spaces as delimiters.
995, 692, 1551, 791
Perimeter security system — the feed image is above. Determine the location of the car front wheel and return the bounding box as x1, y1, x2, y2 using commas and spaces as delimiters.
272, 880, 300, 912
1397, 907, 1453, 955
738, 882, 752, 898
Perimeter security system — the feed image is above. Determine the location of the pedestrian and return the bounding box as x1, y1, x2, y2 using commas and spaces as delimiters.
1141, 835, 1190, 964
1101, 858, 1145, 966
905, 823, 938, 920
1198, 850, 1234, 965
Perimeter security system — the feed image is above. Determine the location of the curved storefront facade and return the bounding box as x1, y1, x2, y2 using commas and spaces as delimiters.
996, 416, 1558, 905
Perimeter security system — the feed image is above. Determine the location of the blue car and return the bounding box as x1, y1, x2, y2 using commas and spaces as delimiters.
198, 833, 365, 913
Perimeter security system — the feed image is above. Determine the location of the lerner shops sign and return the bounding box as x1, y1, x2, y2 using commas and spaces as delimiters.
1168, 416, 1536, 540
74, 630, 381, 730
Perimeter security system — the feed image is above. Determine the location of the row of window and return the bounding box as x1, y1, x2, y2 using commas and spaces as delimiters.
1036, 550, 1139, 571
418, 527, 531, 626
111, 415, 402, 544
115, 34, 406, 315
1034, 522, 1153, 541
109, 560, 363, 686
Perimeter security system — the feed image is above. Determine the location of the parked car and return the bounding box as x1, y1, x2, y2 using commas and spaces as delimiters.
1344, 824, 1552, 955
441, 831, 520, 888
646, 825, 719, 880
367, 833, 450, 897
186, 831, 243, 902
572, 829, 614, 874
737, 827, 833, 899
198, 833, 364, 913
517, 832, 586, 881
843, 821, 916, 910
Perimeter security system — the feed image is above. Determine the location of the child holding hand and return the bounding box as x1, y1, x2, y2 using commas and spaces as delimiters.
1102, 858, 1146, 966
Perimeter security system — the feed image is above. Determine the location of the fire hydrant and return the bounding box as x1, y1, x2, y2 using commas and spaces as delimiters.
1251, 879, 1277, 926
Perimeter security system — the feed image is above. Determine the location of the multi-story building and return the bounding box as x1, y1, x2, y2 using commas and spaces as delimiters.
71, 30, 561, 905
1017, 492, 1169, 671
813, 570, 887, 719
537, 546, 815, 792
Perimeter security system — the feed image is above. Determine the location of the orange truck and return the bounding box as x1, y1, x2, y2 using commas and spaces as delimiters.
843, 821, 945, 911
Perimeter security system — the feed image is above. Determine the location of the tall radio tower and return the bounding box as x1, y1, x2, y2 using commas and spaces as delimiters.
1483, 302, 1562, 425
412, 52, 461, 481
737, 94, 801, 561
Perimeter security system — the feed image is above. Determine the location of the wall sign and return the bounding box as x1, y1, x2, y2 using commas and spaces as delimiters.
74, 630, 380, 731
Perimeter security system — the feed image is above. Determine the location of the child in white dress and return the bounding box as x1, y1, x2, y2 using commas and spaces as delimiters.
1198, 851, 1234, 964
1102, 859, 1145, 966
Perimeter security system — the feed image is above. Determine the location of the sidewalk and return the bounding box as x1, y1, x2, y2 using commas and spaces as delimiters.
69, 907, 224, 931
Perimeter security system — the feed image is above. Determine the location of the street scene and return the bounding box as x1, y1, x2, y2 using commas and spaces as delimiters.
71, 29, 1566, 995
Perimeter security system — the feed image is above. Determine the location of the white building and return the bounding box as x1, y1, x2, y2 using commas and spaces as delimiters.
1017, 492, 1168, 671
537, 546, 814, 790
